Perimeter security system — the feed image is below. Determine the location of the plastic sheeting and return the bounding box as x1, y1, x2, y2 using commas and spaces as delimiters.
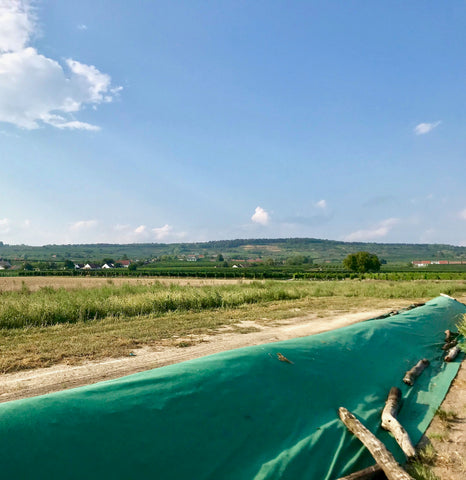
0, 295, 464, 479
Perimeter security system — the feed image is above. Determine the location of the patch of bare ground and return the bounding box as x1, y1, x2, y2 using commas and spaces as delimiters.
421, 361, 466, 480
0, 307, 391, 403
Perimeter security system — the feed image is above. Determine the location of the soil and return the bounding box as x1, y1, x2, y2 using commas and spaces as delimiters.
422, 361, 466, 480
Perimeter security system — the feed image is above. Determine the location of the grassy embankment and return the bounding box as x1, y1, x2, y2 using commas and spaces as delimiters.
1, 278, 466, 373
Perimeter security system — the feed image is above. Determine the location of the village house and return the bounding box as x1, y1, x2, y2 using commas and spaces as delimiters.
82, 263, 101, 270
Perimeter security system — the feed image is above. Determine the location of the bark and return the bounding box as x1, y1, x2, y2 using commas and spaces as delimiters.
381, 387, 416, 459
444, 329, 453, 342
442, 339, 457, 351
336, 464, 382, 480
444, 345, 461, 362
338, 407, 414, 480
403, 359, 430, 386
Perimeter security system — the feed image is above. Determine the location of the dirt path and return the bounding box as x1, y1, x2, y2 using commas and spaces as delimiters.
423, 361, 466, 480
0, 307, 390, 403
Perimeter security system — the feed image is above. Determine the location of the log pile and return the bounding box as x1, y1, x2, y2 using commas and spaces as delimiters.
338, 407, 414, 480
334, 319, 464, 479
443, 329, 461, 362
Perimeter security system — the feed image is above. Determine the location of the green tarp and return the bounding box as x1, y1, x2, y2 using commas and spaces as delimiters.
0, 295, 464, 479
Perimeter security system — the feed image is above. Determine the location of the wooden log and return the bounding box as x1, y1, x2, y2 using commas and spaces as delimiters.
444, 345, 461, 362
442, 339, 457, 351
336, 464, 382, 480
338, 407, 414, 480
403, 359, 430, 386
381, 387, 416, 459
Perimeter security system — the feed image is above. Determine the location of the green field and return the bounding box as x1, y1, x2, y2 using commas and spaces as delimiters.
1, 278, 466, 374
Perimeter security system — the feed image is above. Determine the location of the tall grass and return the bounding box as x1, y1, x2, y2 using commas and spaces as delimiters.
1, 279, 466, 329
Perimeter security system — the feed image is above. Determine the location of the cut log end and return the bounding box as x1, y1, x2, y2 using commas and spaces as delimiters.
403, 359, 430, 386
444, 329, 459, 342
444, 345, 461, 362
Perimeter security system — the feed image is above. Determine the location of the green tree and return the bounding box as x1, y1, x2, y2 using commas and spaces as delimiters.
64, 260, 75, 269
216, 254, 224, 262
343, 251, 381, 273
285, 255, 312, 265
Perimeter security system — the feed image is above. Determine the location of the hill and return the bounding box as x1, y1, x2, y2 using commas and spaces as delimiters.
1, 238, 466, 263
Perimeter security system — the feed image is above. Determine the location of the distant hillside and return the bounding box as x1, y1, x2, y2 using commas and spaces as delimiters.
1, 238, 466, 263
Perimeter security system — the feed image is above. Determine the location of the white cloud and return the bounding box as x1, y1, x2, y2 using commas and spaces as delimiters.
0, 217, 10, 233
0, 1, 120, 130
345, 218, 399, 242
77, 24, 87, 31
0, 217, 31, 236
459, 209, 466, 221
251, 206, 270, 226
152, 224, 172, 240
0, 0, 34, 53
134, 225, 146, 234
111, 223, 175, 242
315, 199, 327, 209
414, 121, 441, 135
69, 220, 98, 231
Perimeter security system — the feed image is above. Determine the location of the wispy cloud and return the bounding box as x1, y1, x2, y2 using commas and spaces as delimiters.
152, 224, 173, 240
345, 218, 399, 242
0, 217, 32, 237
251, 206, 270, 226
0, 217, 10, 233
414, 121, 441, 135
69, 220, 98, 231
134, 225, 146, 234
315, 199, 327, 209
111, 223, 177, 242
0, 1, 121, 130
459, 209, 466, 221
77, 24, 87, 31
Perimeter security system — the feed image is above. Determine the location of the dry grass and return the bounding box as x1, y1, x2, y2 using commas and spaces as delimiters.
0, 276, 252, 292
1, 277, 465, 374
0, 295, 422, 374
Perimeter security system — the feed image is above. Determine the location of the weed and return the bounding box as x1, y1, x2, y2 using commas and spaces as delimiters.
428, 432, 446, 442
406, 462, 440, 480
436, 408, 458, 427
407, 444, 439, 480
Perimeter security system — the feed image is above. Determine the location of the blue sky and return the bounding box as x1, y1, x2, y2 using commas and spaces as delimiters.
0, 0, 465, 246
